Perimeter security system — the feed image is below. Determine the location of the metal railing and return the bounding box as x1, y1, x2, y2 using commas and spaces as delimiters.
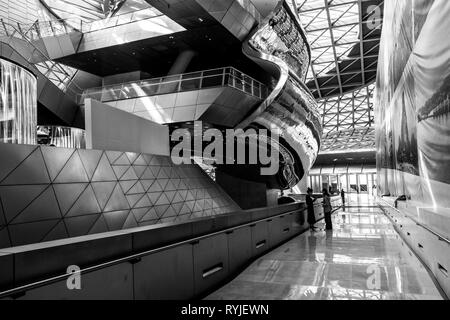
12, 7, 165, 40
0, 206, 303, 299
378, 198, 450, 245
0, 19, 81, 95
78, 67, 268, 104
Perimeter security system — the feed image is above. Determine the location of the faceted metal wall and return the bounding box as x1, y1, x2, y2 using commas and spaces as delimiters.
0, 144, 239, 248
0, 58, 37, 145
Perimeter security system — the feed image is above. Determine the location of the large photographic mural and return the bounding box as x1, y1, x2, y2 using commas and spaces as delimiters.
376, 0, 450, 234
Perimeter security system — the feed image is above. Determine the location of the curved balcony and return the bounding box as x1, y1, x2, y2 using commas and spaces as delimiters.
236, 0, 322, 188
78, 67, 268, 128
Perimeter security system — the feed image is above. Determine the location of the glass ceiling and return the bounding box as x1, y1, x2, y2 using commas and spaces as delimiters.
295, 0, 383, 153
39, 0, 128, 22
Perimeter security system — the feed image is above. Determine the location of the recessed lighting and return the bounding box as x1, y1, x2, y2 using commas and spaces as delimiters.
198, 17, 204, 22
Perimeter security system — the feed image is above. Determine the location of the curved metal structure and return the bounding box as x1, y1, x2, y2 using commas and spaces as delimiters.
236, 0, 322, 189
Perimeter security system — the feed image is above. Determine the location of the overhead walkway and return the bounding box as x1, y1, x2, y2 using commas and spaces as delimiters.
206, 195, 445, 300
79, 67, 267, 127
7, 8, 185, 64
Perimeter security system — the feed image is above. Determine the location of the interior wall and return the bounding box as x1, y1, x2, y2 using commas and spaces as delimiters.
376, 0, 450, 236
85, 98, 170, 156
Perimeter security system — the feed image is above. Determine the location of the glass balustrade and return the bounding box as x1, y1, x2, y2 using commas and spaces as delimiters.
78, 67, 268, 104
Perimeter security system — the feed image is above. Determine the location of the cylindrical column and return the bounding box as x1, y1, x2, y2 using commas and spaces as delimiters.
0, 58, 37, 145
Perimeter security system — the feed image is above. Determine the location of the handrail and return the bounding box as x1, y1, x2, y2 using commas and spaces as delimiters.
77, 66, 268, 104
7, 8, 162, 38
378, 198, 450, 246
0, 206, 304, 299
0, 18, 82, 95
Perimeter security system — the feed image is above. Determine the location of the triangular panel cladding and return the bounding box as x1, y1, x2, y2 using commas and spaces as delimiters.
105, 151, 122, 164
148, 192, 162, 205
41, 147, 74, 181
112, 166, 129, 180
65, 214, 99, 237
89, 215, 109, 234
0, 144, 37, 182
180, 203, 192, 215
154, 205, 169, 218
0, 185, 48, 223
66, 185, 101, 217
0, 226, 11, 248
91, 181, 117, 211
140, 207, 158, 222
173, 191, 185, 204
8, 219, 59, 247
54, 151, 89, 183
103, 183, 130, 212
131, 208, 148, 222
127, 181, 145, 194
133, 154, 147, 166
148, 180, 163, 192
53, 183, 87, 215
119, 180, 136, 194
91, 154, 117, 182
142, 154, 153, 165
134, 194, 151, 209
125, 152, 139, 165
122, 212, 138, 229
103, 210, 130, 231
1, 148, 50, 185
114, 153, 131, 165
41, 220, 68, 242
126, 194, 145, 208
164, 191, 176, 203
171, 202, 183, 215
140, 179, 155, 192
119, 167, 138, 181
141, 167, 156, 180
157, 179, 169, 191
78, 149, 103, 180
161, 205, 177, 219
132, 166, 146, 179
11, 186, 62, 224
155, 193, 170, 206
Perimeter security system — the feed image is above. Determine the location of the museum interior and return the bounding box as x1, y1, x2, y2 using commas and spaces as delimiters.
0, 0, 449, 301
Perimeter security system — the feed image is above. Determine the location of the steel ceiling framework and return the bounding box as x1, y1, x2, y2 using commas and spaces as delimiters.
296, 0, 383, 152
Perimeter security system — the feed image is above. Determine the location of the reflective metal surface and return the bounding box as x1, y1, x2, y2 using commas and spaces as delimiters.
40, 0, 127, 22
238, 0, 321, 187
0, 58, 37, 145
37, 126, 86, 149
207, 195, 444, 300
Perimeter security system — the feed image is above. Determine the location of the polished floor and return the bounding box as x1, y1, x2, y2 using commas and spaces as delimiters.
206, 195, 444, 300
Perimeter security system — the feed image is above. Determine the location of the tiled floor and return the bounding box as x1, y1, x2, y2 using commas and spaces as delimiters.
206, 195, 444, 300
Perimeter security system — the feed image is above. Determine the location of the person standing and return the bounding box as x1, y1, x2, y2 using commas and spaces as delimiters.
340, 188, 346, 206
322, 188, 333, 230
306, 188, 317, 231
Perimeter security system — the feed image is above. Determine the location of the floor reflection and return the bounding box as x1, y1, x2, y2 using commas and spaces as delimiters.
206, 195, 443, 300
